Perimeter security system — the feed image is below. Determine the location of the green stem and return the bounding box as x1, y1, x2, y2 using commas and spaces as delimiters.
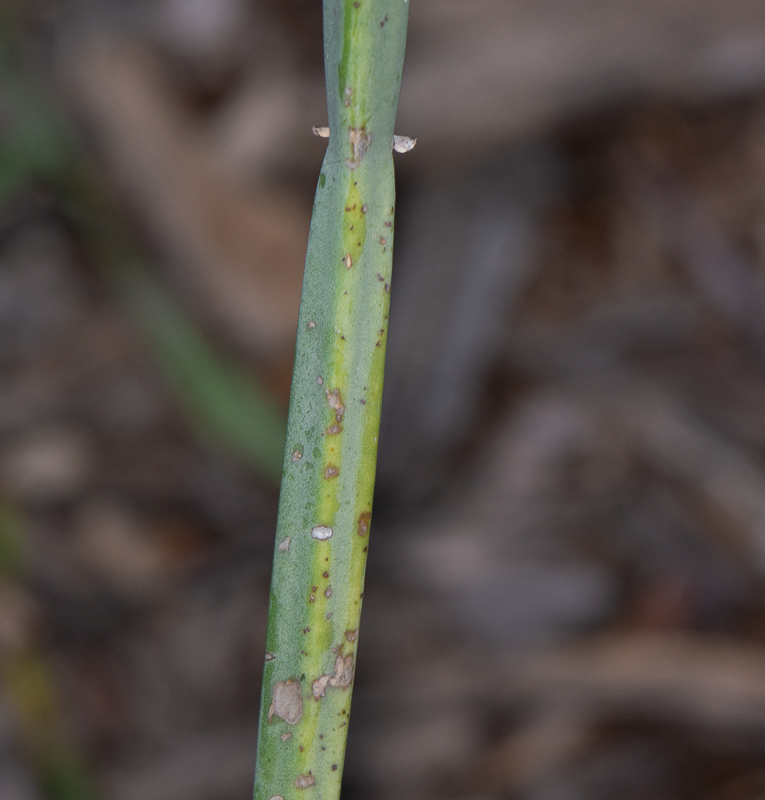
253, 2, 409, 798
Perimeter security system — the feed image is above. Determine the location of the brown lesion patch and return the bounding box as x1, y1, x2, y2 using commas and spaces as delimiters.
331, 653, 354, 688
357, 512, 371, 537
311, 674, 330, 700
268, 679, 303, 724
346, 127, 372, 170
345, 629, 358, 642
324, 464, 339, 480
312, 652, 355, 701
295, 773, 315, 789
326, 424, 342, 436
326, 389, 345, 422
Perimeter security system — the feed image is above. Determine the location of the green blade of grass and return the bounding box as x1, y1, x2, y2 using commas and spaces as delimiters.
112, 265, 287, 481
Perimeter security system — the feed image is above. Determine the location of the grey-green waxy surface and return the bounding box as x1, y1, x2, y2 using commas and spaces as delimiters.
253, 1, 409, 799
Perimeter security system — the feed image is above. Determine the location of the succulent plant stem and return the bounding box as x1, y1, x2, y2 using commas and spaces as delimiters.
253, 2, 409, 798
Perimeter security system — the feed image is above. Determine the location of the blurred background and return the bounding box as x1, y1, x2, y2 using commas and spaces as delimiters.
6, 1, 765, 799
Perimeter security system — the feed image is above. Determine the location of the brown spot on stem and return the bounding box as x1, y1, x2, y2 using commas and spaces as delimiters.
361, 204, 368, 214
280, 733, 292, 742
265, 652, 276, 661
307, 320, 316, 329
292, 450, 303, 462
380, 236, 386, 245
295, 774, 315, 789
312, 652, 354, 703
344, 253, 352, 269
358, 512, 371, 537
326, 389, 345, 422
268, 680, 303, 724
324, 586, 333, 599
324, 464, 339, 480
326, 424, 342, 436
345, 629, 358, 642
384, 220, 392, 227
311, 526, 333, 541
278, 537, 291, 552
312, 675, 330, 700
346, 128, 372, 169
330, 653, 354, 689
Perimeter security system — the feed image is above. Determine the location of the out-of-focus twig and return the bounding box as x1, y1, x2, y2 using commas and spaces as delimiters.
65, 38, 306, 359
